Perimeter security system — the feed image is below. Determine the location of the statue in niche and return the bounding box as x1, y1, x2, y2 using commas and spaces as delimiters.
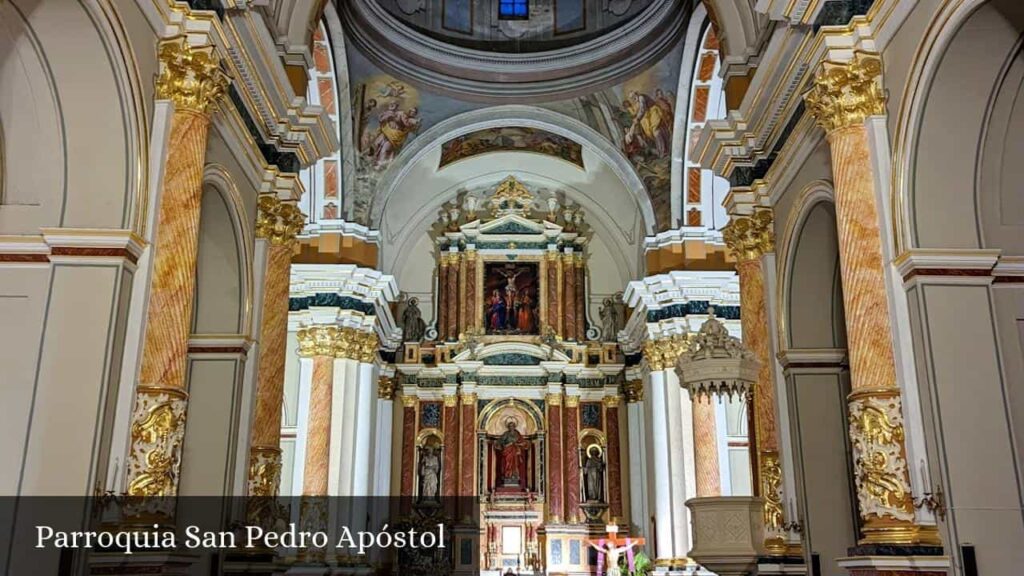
417, 446, 441, 502
582, 445, 606, 503
599, 296, 623, 342
495, 419, 530, 487
399, 296, 426, 342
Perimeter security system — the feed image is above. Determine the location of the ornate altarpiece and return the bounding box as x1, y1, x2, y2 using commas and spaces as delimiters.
395, 178, 629, 574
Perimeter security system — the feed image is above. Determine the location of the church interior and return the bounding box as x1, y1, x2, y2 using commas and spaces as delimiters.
1, 0, 1023, 575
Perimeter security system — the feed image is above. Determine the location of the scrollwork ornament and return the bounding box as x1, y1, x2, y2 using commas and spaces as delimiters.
247, 448, 282, 497
848, 391, 915, 523
297, 325, 341, 357
256, 195, 305, 246
761, 451, 787, 554
804, 52, 886, 134
126, 391, 187, 501
155, 37, 228, 115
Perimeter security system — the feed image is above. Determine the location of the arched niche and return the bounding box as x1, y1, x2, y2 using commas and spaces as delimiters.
192, 167, 253, 336
900, 0, 1024, 252
0, 0, 146, 234
777, 183, 857, 576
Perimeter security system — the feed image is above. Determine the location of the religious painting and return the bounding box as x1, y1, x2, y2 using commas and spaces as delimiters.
439, 127, 584, 169
353, 75, 423, 171
483, 262, 540, 336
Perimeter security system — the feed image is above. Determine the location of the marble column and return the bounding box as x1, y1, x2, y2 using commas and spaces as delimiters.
247, 196, 305, 497
442, 394, 459, 499
692, 397, 720, 498
438, 256, 449, 340
564, 394, 581, 523
546, 389, 564, 523
400, 395, 417, 513
723, 209, 785, 553
374, 377, 395, 496
459, 389, 477, 515
546, 251, 559, 334
805, 52, 931, 546
625, 380, 650, 540
297, 325, 338, 550
463, 250, 477, 332
563, 253, 577, 341
643, 336, 691, 571
447, 253, 460, 340
125, 38, 227, 501
604, 397, 624, 521
575, 255, 586, 341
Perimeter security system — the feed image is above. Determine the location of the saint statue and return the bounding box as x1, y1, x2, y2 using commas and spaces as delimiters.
399, 296, 426, 342
583, 446, 606, 503
599, 297, 621, 342
418, 446, 440, 502
495, 420, 530, 487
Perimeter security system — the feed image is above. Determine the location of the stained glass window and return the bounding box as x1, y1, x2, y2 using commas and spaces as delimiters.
499, 0, 528, 20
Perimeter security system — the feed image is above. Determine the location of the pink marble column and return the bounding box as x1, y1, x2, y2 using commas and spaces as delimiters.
564, 396, 581, 522
546, 392, 564, 523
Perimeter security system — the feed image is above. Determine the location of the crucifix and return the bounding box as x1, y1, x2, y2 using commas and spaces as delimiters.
587, 524, 644, 576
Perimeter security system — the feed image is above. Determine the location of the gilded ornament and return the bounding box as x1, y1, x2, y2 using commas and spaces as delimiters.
378, 376, 395, 400
401, 395, 418, 408
489, 176, 535, 217
297, 325, 340, 357
804, 52, 886, 134
461, 392, 478, 405
722, 210, 774, 262
642, 334, 691, 371
623, 380, 644, 403
760, 451, 787, 554
247, 448, 282, 497
848, 391, 915, 525
565, 395, 580, 408
155, 36, 228, 115
256, 195, 305, 246
125, 393, 187, 498
443, 394, 458, 407
546, 392, 563, 406
602, 396, 621, 408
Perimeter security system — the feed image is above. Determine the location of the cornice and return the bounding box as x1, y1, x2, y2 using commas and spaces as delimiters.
146, 1, 337, 171
339, 0, 690, 102
696, 1, 914, 196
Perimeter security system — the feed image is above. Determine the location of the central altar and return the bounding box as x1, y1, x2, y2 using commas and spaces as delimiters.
392, 177, 632, 574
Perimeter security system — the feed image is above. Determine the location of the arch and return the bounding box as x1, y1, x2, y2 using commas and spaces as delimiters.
0, 0, 147, 234
892, 0, 1024, 253
477, 398, 545, 435
193, 165, 254, 337
776, 180, 843, 350
371, 105, 655, 234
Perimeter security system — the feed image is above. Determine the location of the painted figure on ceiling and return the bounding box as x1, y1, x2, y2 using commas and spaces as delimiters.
370, 102, 421, 169
624, 90, 672, 159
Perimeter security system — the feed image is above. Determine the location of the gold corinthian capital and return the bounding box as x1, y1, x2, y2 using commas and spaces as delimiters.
155, 36, 229, 115
804, 51, 886, 134
723, 209, 774, 263
256, 195, 306, 246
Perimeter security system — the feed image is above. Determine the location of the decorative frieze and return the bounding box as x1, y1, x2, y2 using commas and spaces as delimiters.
297, 325, 378, 362
848, 390, 915, 524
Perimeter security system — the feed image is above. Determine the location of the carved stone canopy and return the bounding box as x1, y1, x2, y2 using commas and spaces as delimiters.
677, 309, 759, 400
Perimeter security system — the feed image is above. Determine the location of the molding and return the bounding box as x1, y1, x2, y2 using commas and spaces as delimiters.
893, 249, 1001, 282
339, 0, 689, 102
0, 229, 149, 266
187, 335, 253, 357
777, 348, 847, 370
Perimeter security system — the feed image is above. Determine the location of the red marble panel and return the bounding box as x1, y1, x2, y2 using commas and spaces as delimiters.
687, 168, 702, 203
323, 160, 338, 198
547, 405, 564, 522
313, 42, 330, 73
704, 28, 719, 50
317, 78, 335, 114
460, 403, 476, 497
443, 404, 458, 498
547, 258, 559, 335
400, 404, 416, 512
606, 406, 623, 519
687, 207, 702, 226
564, 403, 581, 522
698, 52, 716, 82
692, 86, 710, 123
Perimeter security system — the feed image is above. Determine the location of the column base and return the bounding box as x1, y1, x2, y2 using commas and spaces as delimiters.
837, 553, 950, 575
755, 555, 807, 575
88, 551, 200, 575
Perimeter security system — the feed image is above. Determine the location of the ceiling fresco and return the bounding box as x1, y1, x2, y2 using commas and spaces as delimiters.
342, 22, 685, 231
